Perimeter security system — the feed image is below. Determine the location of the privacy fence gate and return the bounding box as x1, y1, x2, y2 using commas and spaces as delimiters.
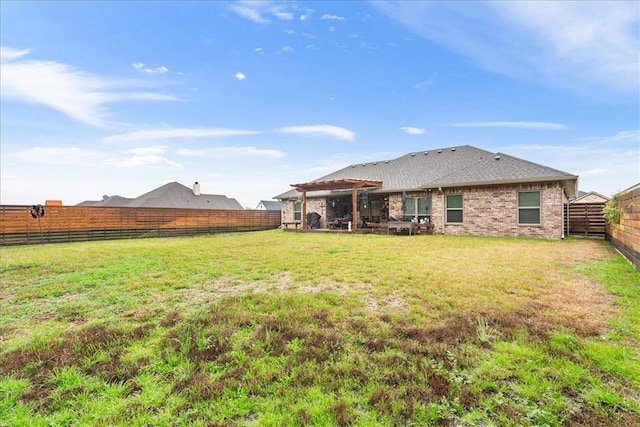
565, 202, 607, 238
0, 205, 281, 246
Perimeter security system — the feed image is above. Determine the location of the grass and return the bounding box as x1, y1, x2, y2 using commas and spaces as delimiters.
0, 230, 638, 426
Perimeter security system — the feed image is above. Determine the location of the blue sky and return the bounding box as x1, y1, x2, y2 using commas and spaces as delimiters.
1, 1, 638, 208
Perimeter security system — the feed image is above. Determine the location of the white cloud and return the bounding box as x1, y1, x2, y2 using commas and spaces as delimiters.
234, 72, 246, 80
178, 146, 284, 159
0, 47, 178, 127
0, 46, 30, 60
503, 133, 639, 196
12, 146, 103, 166
373, 1, 639, 94
228, 3, 268, 23
106, 145, 181, 168
413, 80, 433, 89
104, 128, 263, 143
321, 14, 345, 21
228, 1, 300, 24
274, 12, 293, 20
277, 46, 295, 55
278, 124, 356, 141
452, 121, 568, 130
400, 126, 425, 135
132, 62, 169, 74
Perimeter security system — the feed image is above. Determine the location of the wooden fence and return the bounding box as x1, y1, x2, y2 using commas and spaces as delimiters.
0, 205, 281, 246
566, 202, 606, 238
606, 186, 640, 272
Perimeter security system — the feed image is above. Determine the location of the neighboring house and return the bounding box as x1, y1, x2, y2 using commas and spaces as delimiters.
78, 182, 244, 210
256, 200, 282, 211
274, 145, 578, 239
569, 191, 610, 204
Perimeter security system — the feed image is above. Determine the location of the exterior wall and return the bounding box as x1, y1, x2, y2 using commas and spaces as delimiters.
431, 182, 566, 239
606, 186, 640, 272
306, 199, 327, 228
281, 200, 296, 224
281, 198, 327, 228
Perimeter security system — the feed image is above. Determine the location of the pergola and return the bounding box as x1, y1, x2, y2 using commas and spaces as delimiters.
290, 178, 383, 232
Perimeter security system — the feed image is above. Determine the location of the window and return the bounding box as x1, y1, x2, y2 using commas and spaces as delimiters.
293, 201, 301, 221
403, 197, 432, 222
446, 194, 463, 223
518, 191, 540, 224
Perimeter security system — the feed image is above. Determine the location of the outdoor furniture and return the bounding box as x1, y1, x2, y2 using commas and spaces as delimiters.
328, 218, 350, 229
369, 221, 434, 235
282, 221, 301, 230
307, 212, 321, 229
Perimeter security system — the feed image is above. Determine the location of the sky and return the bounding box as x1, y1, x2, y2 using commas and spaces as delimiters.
1, 1, 638, 208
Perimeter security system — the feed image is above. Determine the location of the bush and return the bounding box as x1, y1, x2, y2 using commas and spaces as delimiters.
603, 193, 621, 224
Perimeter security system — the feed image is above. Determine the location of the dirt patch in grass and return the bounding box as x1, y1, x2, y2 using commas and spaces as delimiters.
1, 323, 154, 384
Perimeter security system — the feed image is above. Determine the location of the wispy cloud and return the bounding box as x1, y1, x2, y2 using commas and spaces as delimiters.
178, 146, 284, 159
451, 121, 568, 130
228, 1, 301, 23
12, 146, 103, 166
104, 128, 263, 143
11, 145, 181, 169
373, 1, 639, 94
321, 14, 345, 21
106, 145, 181, 168
276, 46, 295, 55
1, 46, 178, 127
400, 126, 425, 135
278, 124, 356, 141
132, 62, 169, 74
413, 80, 433, 89
503, 131, 639, 195
0, 46, 30, 60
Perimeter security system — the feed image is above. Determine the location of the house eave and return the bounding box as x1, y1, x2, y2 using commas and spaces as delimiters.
423, 176, 579, 198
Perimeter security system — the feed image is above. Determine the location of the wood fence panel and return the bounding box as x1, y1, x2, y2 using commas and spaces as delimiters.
0, 205, 281, 246
566, 202, 606, 237
606, 187, 640, 272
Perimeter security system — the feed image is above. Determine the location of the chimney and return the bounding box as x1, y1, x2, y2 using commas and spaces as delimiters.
193, 181, 201, 196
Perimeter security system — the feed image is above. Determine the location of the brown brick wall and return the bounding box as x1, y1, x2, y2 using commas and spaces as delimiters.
431, 182, 566, 238
606, 186, 640, 271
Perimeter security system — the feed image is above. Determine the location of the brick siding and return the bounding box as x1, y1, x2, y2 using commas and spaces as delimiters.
431, 183, 566, 238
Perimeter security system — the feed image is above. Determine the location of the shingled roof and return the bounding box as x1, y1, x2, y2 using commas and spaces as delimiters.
275, 145, 578, 199
79, 182, 244, 210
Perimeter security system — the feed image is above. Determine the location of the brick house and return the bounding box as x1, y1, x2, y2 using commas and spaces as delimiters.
274, 145, 578, 238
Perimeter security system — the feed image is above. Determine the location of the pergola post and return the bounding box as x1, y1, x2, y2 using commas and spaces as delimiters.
301, 191, 307, 230
352, 186, 358, 233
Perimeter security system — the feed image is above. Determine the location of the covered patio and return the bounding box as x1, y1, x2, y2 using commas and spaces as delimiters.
290, 178, 383, 233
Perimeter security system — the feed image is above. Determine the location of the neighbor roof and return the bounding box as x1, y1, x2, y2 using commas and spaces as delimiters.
257, 200, 282, 210
274, 145, 578, 199
78, 182, 244, 210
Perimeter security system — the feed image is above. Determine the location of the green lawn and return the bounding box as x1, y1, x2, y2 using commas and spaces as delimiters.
1, 230, 638, 426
